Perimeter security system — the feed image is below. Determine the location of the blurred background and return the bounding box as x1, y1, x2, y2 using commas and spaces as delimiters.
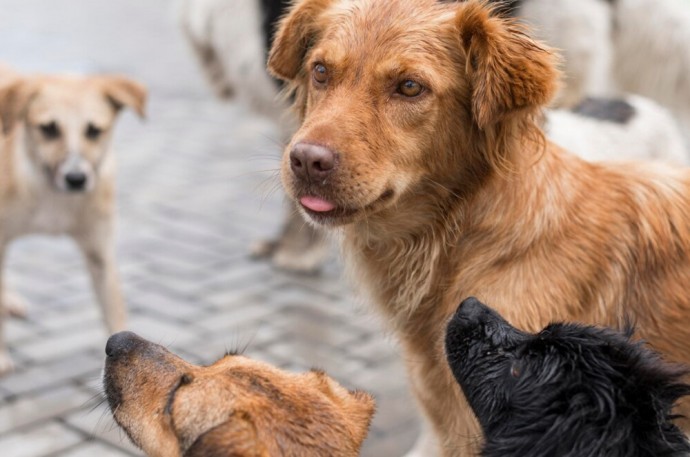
2, 0, 690, 455
0, 1, 418, 455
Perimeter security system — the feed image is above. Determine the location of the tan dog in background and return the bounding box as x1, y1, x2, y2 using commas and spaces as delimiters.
268, 0, 690, 455
104, 331, 375, 457
0, 68, 146, 373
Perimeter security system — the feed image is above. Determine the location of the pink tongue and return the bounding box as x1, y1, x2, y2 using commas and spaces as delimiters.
300, 196, 335, 212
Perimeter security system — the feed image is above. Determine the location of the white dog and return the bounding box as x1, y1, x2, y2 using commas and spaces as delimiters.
0, 69, 146, 373
519, 0, 690, 143
546, 95, 688, 165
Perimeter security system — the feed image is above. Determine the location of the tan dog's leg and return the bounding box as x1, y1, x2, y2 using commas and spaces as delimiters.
3, 290, 28, 318
404, 417, 441, 457
272, 204, 330, 274
76, 223, 126, 334
251, 200, 330, 274
0, 247, 14, 374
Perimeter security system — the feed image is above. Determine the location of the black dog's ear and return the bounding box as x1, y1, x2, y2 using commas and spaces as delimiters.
267, 0, 334, 81
455, 0, 559, 129
184, 413, 265, 457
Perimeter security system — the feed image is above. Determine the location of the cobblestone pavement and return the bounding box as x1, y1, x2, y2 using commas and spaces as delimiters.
0, 1, 419, 455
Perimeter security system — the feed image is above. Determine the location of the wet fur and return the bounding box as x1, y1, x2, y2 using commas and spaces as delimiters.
445, 297, 690, 457
268, 0, 690, 455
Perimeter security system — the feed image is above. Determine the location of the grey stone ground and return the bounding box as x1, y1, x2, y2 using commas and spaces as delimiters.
0, 1, 419, 455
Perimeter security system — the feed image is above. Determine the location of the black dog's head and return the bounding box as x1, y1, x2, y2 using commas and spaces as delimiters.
445, 297, 690, 457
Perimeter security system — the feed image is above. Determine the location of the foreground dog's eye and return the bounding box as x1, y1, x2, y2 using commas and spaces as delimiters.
510, 362, 521, 378
39, 122, 60, 139
313, 63, 328, 84
397, 80, 424, 97
85, 123, 103, 140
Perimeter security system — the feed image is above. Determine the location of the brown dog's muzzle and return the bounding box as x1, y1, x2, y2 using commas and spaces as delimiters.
104, 331, 181, 412
289, 142, 338, 182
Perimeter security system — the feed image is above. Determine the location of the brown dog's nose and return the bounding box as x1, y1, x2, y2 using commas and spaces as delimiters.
290, 143, 337, 180
106, 331, 143, 359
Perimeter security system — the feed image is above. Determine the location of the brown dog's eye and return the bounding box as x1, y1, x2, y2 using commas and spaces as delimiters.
313, 63, 328, 85
85, 123, 103, 140
397, 80, 424, 97
39, 122, 60, 139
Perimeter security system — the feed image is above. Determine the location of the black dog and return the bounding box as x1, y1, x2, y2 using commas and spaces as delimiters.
445, 297, 690, 457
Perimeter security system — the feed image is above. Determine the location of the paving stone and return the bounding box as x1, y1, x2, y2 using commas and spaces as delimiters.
0, 351, 101, 398
15, 326, 107, 364
0, 385, 94, 434
54, 441, 137, 457
63, 407, 144, 456
0, 421, 83, 457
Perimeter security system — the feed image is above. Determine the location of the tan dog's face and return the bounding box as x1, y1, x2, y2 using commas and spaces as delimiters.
268, 0, 557, 226
0, 75, 145, 192
103, 332, 375, 457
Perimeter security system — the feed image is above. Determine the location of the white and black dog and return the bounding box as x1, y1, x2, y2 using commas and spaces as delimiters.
517, 0, 690, 145
178, 0, 689, 275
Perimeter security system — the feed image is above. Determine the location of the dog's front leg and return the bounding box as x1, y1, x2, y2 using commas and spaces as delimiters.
0, 245, 14, 374
403, 417, 441, 457
76, 223, 126, 334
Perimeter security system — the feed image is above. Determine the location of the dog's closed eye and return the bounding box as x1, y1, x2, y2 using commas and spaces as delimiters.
165, 374, 193, 415
510, 362, 521, 378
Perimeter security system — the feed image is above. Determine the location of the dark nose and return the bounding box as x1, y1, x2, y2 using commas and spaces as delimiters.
456, 297, 491, 325
106, 331, 144, 359
290, 143, 337, 181
65, 171, 87, 190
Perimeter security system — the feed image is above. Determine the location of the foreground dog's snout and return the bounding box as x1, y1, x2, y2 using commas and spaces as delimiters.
64, 171, 88, 191
106, 331, 145, 359
290, 143, 337, 181
456, 297, 490, 324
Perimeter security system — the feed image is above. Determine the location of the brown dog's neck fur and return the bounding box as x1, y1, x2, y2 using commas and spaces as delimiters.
344, 137, 690, 454
344, 137, 690, 333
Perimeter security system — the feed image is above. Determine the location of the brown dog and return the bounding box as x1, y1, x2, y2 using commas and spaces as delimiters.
104, 331, 375, 457
268, 0, 690, 455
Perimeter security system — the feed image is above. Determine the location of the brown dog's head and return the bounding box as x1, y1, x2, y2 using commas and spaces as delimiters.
0, 74, 146, 192
268, 0, 558, 227
103, 332, 375, 457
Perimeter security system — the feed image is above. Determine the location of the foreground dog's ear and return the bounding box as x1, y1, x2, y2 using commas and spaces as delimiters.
267, 0, 333, 80
0, 78, 38, 135
456, 1, 559, 129
98, 76, 147, 118
184, 413, 266, 457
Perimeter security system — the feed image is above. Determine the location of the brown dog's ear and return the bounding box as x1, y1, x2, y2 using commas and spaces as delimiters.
456, 1, 559, 129
0, 78, 38, 135
98, 76, 147, 118
267, 0, 333, 81
184, 413, 267, 457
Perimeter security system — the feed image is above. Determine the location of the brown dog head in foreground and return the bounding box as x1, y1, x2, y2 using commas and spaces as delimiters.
0, 71, 145, 192
269, 0, 557, 227
103, 332, 375, 457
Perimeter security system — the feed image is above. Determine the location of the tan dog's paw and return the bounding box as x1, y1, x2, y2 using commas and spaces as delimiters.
3, 291, 29, 318
272, 244, 329, 274
0, 350, 15, 375
249, 239, 280, 259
